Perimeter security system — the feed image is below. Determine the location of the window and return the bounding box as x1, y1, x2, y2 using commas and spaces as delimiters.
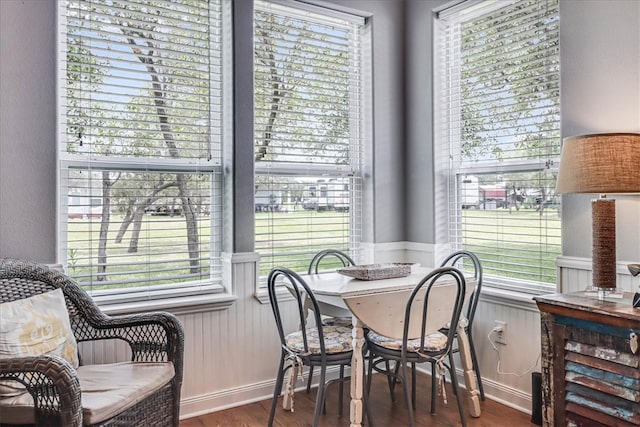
435, 0, 561, 291
253, 0, 368, 276
58, 0, 227, 304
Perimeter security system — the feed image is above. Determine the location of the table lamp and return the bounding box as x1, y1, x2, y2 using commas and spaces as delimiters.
556, 133, 640, 298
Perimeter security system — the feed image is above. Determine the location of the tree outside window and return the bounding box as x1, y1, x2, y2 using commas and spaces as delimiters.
59, 0, 225, 294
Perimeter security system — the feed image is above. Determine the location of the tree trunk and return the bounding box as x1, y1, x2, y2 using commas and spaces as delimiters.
254, 39, 289, 162
176, 173, 200, 273
126, 34, 201, 273
125, 181, 177, 252
127, 205, 146, 253
115, 200, 134, 244
97, 171, 112, 281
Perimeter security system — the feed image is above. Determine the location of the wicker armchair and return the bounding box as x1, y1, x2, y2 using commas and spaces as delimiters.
0, 258, 184, 426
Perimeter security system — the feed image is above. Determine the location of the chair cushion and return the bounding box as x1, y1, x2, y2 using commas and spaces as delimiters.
322, 316, 353, 328
367, 330, 448, 353
443, 316, 469, 330
286, 325, 352, 355
0, 288, 79, 397
0, 361, 175, 425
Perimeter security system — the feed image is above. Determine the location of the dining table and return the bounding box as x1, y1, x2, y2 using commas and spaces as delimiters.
301, 266, 482, 427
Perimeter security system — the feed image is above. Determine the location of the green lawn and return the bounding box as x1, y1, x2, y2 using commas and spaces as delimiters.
461, 208, 561, 284
255, 210, 352, 275
67, 214, 213, 288
67, 207, 561, 288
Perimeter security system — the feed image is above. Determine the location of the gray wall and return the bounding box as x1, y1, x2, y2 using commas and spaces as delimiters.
405, 0, 449, 244
559, 0, 640, 262
323, 0, 407, 244
0, 0, 58, 262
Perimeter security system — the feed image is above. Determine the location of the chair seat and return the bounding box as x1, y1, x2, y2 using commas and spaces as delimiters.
286, 325, 353, 355
367, 330, 448, 353
0, 361, 175, 425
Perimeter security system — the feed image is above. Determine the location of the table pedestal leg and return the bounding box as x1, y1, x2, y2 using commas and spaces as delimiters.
282, 365, 294, 411
350, 317, 365, 427
457, 323, 481, 417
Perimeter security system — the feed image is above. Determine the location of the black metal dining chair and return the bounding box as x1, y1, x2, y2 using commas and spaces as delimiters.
305, 249, 355, 395
364, 267, 467, 427
436, 250, 484, 401
308, 249, 356, 275
267, 267, 352, 427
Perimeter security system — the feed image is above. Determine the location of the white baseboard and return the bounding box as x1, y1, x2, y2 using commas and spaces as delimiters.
180, 366, 345, 420
413, 365, 532, 416
479, 375, 532, 415
180, 379, 274, 419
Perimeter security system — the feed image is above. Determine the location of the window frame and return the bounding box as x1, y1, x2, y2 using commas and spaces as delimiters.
56, 0, 235, 313
434, 0, 561, 295
252, 0, 371, 298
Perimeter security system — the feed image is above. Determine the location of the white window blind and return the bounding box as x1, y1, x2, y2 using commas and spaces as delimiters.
253, 0, 366, 276
435, 0, 561, 289
58, 0, 225, 297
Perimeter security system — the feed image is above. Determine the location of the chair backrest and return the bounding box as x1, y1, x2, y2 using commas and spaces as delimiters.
439, 250, 482, 326
267, 267, 328, 357
0, 258, 103, 324
401, 267, 466, 357
307, 249, 355, 274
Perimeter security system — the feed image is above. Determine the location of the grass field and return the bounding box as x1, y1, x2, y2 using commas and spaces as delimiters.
66, 207, 561, 288
461, 208, 561, 283
66, 214, 214, 288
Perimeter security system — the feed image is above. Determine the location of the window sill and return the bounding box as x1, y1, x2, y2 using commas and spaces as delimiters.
63, 252, 256, 316
97, 292, 237, 316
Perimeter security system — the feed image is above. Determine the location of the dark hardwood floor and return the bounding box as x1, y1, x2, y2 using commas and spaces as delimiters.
180, 372, 536, 426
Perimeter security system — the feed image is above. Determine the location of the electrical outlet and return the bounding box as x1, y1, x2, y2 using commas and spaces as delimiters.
494, 320, 507, 345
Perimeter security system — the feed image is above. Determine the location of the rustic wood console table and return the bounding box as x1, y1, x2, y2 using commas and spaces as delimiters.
535, 292, 640, 426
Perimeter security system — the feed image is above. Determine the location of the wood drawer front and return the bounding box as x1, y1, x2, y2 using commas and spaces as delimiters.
566, 402, 638, 427
557, 316, 640, 426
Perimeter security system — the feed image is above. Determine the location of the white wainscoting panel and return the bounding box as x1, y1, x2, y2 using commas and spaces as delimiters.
76, 249, 640, 421
77, 252, 349, 420
557, 256, 638, 293
177, 254, 284, 417
465, 290, 541, 414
